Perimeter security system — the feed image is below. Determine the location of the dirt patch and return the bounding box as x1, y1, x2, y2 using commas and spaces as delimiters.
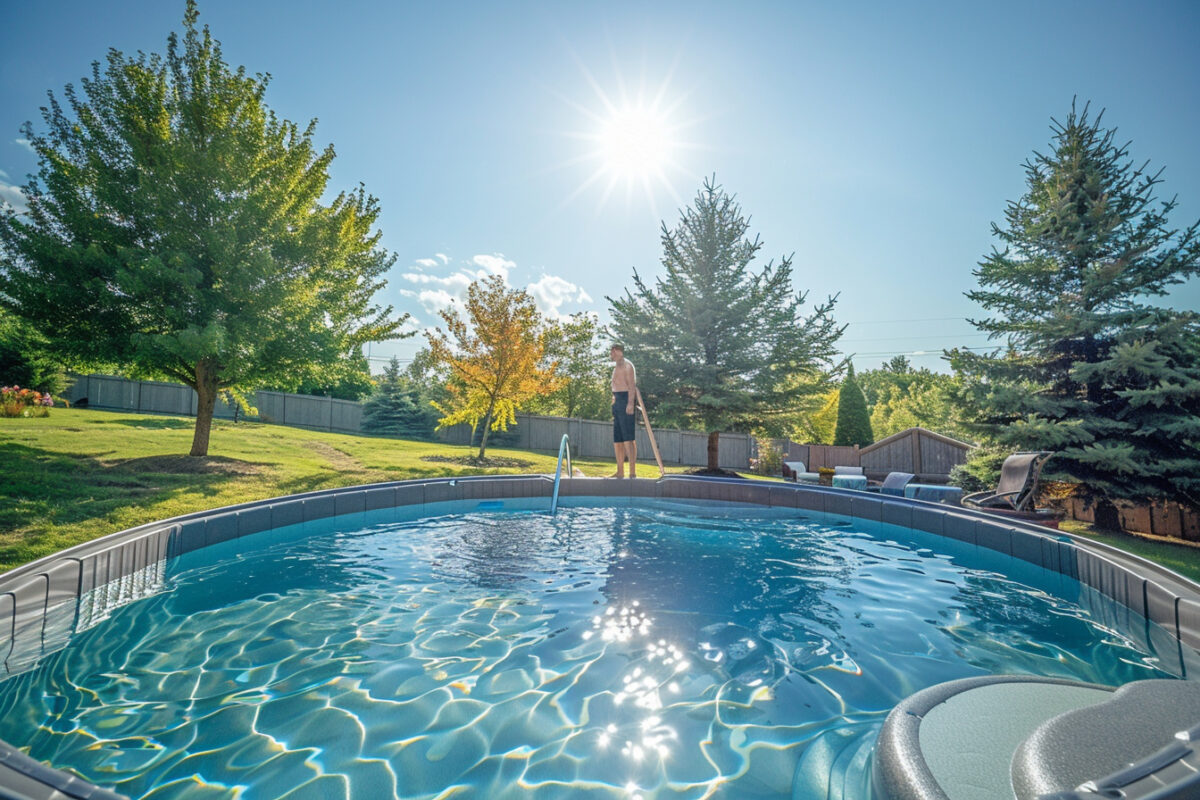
309, 442, 365, 472
109, 455, 264, 476
421, 455, 533, 469
685, 467, 744, 479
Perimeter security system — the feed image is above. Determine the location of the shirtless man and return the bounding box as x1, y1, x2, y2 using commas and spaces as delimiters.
609, 344, 638, 478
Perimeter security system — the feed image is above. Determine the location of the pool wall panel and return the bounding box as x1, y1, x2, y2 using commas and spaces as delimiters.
974, 520, 1009, 554
238, 506, 273, 537
204, 513, 239, 548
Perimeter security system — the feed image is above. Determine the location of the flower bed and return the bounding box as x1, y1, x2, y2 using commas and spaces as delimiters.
0, 386, 54, 418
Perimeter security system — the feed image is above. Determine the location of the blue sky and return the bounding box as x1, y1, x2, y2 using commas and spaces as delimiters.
2, 0, 1198, 373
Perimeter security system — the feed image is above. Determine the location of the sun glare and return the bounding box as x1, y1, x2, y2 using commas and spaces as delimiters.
598, 105, 675, 182
554, 59, 700, 215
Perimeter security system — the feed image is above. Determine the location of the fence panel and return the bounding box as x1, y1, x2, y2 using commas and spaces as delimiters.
860, 436, 914, 474
920, 434, 970, 475
63, 373, 755, 468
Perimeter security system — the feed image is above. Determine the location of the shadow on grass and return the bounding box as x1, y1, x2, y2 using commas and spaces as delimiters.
0, 440, 265, 566
85, 416, 196, 429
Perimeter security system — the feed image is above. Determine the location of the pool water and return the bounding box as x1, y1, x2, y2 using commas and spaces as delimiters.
0, 502, 1193, 799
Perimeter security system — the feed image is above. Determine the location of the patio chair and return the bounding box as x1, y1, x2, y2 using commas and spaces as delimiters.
868, 471, 915, 497
783, 461, 821, 483
963, 452, 1053, 512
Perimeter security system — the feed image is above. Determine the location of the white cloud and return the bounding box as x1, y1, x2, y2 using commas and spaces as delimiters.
14, 138, 33, 152
436, 253, 450, 264
414, 289, 462, 316
527, 274, 592, 319
0, 181, 27, 213
0, 168, 8, 179
471, 254, 515, 280
401, 271, 472, 289
415, 258, 439, 268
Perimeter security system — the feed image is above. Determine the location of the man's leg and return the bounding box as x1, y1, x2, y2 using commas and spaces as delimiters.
610, 442, 625, 478
625, 440, 638, 477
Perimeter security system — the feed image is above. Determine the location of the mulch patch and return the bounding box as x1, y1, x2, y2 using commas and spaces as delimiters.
684, 467, 744, 479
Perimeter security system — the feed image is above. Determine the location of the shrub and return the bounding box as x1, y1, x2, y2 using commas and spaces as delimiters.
753, 437, 784, 475
1, 385, 54, 417
948, 444, 1008, 493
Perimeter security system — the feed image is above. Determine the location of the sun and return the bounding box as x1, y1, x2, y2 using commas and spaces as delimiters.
555, 62, 700, 215
597, 104, 676, 183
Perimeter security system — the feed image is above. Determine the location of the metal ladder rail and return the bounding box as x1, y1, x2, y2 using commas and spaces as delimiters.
550, 434, 572, 514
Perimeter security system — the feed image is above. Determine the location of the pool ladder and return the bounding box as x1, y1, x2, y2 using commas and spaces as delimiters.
550, 434, 572, 515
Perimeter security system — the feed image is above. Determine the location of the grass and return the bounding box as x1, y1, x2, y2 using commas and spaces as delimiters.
0, 408, 722, 571
1059, 520, 1200, 583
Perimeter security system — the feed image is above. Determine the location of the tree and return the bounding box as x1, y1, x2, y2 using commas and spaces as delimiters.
858, 359, 968, 441
361, 356, 436, 439
609, 178, 843, 471
526, 312, 610, 420
833, 364, 873, 446
426, 275, 559, 460
0, 308, 67, 395
949, 101, 1200, 505
290, 351, 376, 401
0, 2, 407, 456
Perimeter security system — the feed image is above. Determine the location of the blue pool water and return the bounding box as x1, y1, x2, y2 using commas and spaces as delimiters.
0, 501, 1194, 799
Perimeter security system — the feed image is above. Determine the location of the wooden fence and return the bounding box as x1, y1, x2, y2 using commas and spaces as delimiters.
778, 427, 975, 482
63, 374, 751, 469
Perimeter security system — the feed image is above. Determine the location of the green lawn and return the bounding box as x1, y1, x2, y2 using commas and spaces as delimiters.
0, 408, 702, 571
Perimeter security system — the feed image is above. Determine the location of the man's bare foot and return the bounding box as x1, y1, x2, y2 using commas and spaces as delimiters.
607, 472, 625, 479
629, 471, 637, 479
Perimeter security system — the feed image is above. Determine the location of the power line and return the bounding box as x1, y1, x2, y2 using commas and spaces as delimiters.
843, 316, 970, 326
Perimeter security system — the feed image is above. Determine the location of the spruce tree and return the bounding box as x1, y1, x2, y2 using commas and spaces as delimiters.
833, 364, 873, 446
949, 101, 1200, 505
361, 357, 434, 439
609, 178, 843, 471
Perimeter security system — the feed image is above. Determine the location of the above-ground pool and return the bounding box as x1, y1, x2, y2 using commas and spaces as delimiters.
1, 478, 1197, 800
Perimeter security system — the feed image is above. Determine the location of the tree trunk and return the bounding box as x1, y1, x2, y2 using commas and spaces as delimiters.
190, 359, 219, 457
477, 402, 497, 460
707, 431, 720, 471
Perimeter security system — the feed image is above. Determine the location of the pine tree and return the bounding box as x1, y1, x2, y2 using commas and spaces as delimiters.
0, 2, 407, 456
609, 178, 843, 471
833, 364, 873, 446
949, 101, 1200, 504
361, 357, 435, 439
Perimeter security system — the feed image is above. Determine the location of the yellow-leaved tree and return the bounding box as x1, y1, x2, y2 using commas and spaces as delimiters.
427, 275, 559, 460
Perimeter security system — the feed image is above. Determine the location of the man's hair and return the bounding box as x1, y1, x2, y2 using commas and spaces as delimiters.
610, 343, 624, 353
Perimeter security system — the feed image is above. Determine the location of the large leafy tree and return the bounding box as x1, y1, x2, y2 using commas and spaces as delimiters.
427, 275, 559, 460
949, 102, 1200, 504
609, 178, 842, 471
833, 363, 873, 446
0, 2, 407, 456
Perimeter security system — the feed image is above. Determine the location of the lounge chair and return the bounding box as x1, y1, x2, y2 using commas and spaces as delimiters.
783, 461, 821, 483
963, 452, 1053, 512
867, 471, 915, 497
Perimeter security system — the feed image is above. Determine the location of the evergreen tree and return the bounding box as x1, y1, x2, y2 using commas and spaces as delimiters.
949, 101, 1200, 504
361, 356, 435, 439
833, 364, 873, 446
609, 178, 843, 471
0, 2, 407, 456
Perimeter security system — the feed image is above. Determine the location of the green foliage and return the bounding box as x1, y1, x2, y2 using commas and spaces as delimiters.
289, 352, 376, 401
858, 357, 969, 441
948, 101, 1200, 504
833, 364, 873, 446
948, 444, 1008, 493
0, 309, 67, 395
0, 1, 408, 456
608, 177, 843, 469
361, 356, 436, 439
526, 312, 611, 420
752, 437, 783, 476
